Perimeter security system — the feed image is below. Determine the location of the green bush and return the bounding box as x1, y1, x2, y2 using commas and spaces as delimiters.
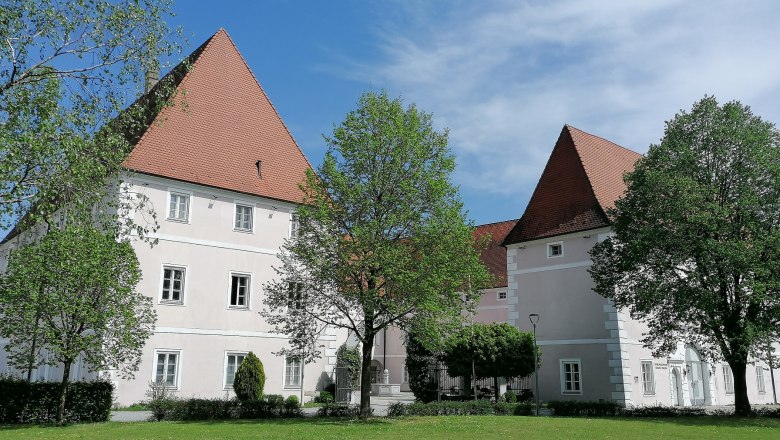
284, 395, 301, 416
386, 400, 534, 417
620, 405, 707, 417
152, 396, 302, 421
317, 402, 366, 417
547, 400, 621, 417
233, 352, 266, 402
314, 391, 334, 403
335, 345, 360, 388
502, 390, 517, 403
0, 378, 112, 424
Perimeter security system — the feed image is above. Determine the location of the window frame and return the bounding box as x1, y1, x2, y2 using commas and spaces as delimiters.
233, 201, 254, 232
284, 356, 302, 389
497, 291, 507, 300
153, 349, 181, 389
167, 189, 192, 223
640, 360, 655, 395
289, 213, 299, 239
756, 365, 766, 394
287, 281, 304, 310
722, 364, 734, 394
228, 272, 252, 310
547, 241, 564, 258
224, 351, 248, 390
560, 359, 582, 395
159, 264, 187, 305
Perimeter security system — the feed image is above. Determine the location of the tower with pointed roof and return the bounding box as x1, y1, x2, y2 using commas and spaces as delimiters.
502, 125, 776, 408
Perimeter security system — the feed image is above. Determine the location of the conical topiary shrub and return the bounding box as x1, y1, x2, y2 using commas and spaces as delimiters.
233, 352, 265, 401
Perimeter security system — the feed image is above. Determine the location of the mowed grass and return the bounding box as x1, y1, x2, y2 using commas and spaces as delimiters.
1, 416, 779, 440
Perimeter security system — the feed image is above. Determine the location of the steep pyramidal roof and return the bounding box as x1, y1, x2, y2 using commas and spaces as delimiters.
474, 219, 518, 288
123, 29, 313, 204
503, 125, 641, 245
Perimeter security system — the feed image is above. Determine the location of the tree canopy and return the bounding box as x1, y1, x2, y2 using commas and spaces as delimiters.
589, 96, 780, 415
443, 322, 538, 400
262, 90, 491, 416
0, 225, 155, 423
0, 0, 183, 236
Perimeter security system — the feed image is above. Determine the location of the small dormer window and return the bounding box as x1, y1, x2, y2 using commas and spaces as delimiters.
547, 242, 563, 258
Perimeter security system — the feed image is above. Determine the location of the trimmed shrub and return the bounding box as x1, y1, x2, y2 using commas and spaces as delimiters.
620, 405, 707, 417
284, 395, 301, 416
386, 400, 534, 417
0, 378, 112, 424
233, 352, 266, 402
502, 390, 517, 403
314, 391, 334, 403
755, 407, 780, 418
153, 396, 303, 421
547, 400, 621, 417
317, 403, 366, 417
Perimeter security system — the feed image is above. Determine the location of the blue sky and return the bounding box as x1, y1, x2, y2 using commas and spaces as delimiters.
18, 0, 780, 233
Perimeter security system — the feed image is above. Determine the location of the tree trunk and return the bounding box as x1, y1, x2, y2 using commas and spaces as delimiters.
729, 359, 752, 416
360, 334, 375, 417
58, 360, 72, 424
494, 376, 500, 402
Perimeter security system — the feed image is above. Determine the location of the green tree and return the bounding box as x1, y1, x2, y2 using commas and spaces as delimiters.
335, 344, 361, 391
589, 96, 780, 416
262, 91, 491, 416
0, 225, 155, 423
443, 323, 538, 401
232, 352, 266, 402
0, 0, 183, 236
405, 329, 441, 403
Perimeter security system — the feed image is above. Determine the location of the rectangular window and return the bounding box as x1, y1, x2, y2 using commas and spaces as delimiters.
234, 204, 253, 231
723, 365, 734, 394
285, 357, 302, 388
497, 291, 507, 300
289, 213, 299, 239
287, 282, 304, 310
403, 365, 409, 384
756, 366, 766, 393
161, 266, 185, 304
560, 359, 582, 394
225, 353, 246, 388
155, 351, 179, 388
168, 192, 190, 222
641, 361, 655, 394
230, 274, 250, 308
547, 242, 563, 258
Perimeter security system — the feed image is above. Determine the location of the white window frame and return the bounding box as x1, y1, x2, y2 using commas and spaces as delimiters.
228, 272, 251, 309
289, 213, 299, 239
560, 359, 582, 395
167, 189, 192, 223
547, 241, 564, 258
722, 364, 734, 394
284, 356, 302, 389
233, 201, 254, 232
403, 364, 409, 384
153, 349, 181, 389
497, 291, 507, 300
756, 366, 766, 394
159, 264, 187, 305
641, 360, 655, 395
224, 352, 248, 390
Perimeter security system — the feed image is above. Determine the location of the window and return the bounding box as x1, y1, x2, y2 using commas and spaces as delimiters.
641, 361, 655, 394
161, 266, 185, 304
722, 365, 734, 394
403, 365, 409, 384
497, 291, 507, 300
225, 353, 246, 388
547, 242, 563, 258
168, 192, 190, 222
229, 274, 250, 308
287, 282, 303, 310
560, 359, 582, 394
155, 351, 179, 388
234, 204, 253, 231
289, 213, 299, 239
285, 357, 302, 388
756, 366, 766, 393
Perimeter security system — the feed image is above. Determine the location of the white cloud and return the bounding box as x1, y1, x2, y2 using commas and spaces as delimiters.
347, 0, 780, 206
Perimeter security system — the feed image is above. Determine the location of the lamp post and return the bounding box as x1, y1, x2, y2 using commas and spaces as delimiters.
529, 313, 540, 416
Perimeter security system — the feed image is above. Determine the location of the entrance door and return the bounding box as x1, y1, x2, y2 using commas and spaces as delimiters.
671, 368, 683, 406
688, 362, 705, 405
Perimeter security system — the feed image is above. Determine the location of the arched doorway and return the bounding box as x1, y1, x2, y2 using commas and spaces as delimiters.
370, 360, 383, 384
671, 368, 683, 406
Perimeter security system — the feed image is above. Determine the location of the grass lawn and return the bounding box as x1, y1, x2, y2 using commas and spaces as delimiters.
1, 416, 778, 439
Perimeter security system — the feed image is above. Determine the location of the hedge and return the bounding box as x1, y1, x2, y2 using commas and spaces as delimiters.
150, 394, 302, 421
547, 400, 621, 417
0, 378, 113, 424
386, 400, 534, 417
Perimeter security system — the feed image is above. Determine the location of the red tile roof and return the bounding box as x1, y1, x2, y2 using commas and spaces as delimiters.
474, 219, 518, 288
123, 29, 313, 204
503, 125, 641, 245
